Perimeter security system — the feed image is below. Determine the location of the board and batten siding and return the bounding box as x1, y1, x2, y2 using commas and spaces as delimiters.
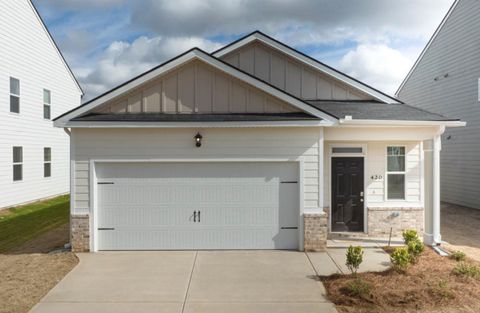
398, 0, 480, 208
0, 0, 81, 208
323, 142, 422, 208
221, 41, 372, 101
93, 60, 298, 115
72, 127, 322, 213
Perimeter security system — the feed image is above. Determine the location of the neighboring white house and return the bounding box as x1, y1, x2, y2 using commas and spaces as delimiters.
397, 0, 479, 209
54, 31, 464, 252
0, 0, 83, 209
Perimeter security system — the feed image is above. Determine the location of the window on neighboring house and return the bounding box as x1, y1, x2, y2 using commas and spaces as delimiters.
386, 146, 405, 200
44, 147, 51, 177
43, 89, 51, 119
10, 77, 20, 113
13, 146, 23, 181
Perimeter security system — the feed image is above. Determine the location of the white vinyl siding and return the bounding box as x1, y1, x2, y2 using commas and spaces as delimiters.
71, 127, 321, 214
397, 0, 480, 208
0, 0, 81, 208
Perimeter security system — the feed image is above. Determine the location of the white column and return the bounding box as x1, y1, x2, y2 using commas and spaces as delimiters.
318, 127, 324, 211
423, 133, 442, 245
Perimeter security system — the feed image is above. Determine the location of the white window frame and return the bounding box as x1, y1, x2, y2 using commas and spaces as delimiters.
43, 89, 51, 120
13, 146, 23, 182
10, 77, 20, 114
385, 145, 407, 201
44, 147, 51, 178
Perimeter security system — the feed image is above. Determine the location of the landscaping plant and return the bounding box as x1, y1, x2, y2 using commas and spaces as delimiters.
407, 239, 425, 263
450, 251, 466, 262
452, 262, 480, 279
402, 229, 419, 245
390, 246, 411, 272
346, 278, 371, 299
346, 245, 364, 275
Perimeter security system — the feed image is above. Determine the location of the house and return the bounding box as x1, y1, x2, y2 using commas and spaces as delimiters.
397, 0, 479, 210
0, 0, 83, 209
54, 31, 464, 252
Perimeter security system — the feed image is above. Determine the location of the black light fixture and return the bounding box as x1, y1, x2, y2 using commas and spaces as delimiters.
194, 132, 203, 147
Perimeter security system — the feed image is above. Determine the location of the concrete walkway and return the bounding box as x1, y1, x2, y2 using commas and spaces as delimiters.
29, 251, 339, 313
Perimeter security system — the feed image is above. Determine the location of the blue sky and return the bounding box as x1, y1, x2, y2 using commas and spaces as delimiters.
34, 0, 454, 101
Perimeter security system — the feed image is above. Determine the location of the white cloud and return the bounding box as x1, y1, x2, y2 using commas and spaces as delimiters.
340, 44, 414, 95
77, 36, 222, 100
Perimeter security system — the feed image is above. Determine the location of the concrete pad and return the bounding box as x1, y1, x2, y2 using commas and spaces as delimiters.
327, 247, 391, 273
187, 251, 328, 303
184, 302, 338, 313
307, 252, 343, 276
41, 251, 195, 303
30, 302, 182, 313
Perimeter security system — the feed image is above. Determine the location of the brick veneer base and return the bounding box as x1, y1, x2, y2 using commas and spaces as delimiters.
304, 213, 328, 251
71, 214, 90, 252
367, 207, 424, 237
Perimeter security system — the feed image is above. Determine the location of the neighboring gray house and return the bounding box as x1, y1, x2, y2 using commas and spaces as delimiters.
54, 32, 463, 252
397, 0, 478, 209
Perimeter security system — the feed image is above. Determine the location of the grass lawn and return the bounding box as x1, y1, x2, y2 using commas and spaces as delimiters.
0, 195, 70, 253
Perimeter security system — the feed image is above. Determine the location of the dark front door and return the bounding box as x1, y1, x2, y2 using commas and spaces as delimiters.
331, 157, 364, 232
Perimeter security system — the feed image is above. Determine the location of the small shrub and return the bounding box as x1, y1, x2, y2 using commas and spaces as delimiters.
346, 278, 371, 298
390, 247, 411, 272
402, 229, 419, 245
452, 262, 480, 279
407, 239, 425, 263
431, 279, 455, 300
450, 251, 466, 262
346, 245, 364, 275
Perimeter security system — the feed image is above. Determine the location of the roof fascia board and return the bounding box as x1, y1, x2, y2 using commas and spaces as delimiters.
213, 32, 400, 104
63, 120, 330, 128
396, 0, 459, 95
28, 0, 84, 95
338, 119, 466, 127
55, 49, 338, 127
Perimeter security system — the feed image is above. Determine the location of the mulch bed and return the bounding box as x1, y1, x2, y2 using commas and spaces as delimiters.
321, 247, 480, 313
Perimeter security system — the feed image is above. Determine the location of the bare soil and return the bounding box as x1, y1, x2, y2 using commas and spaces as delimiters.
322, 247, 480, 313
0, 224, 78, 313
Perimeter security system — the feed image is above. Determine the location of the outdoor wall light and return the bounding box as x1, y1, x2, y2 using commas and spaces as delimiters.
194, 132, 203, 147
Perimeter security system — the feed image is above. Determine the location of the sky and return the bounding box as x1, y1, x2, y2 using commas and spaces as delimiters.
33, 0, 455, 101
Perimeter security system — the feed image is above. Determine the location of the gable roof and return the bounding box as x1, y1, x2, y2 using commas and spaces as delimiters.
396, 0, 459, 95
212, 31, 400, 104
29, 0, 84, 95
53, 48, 338, 127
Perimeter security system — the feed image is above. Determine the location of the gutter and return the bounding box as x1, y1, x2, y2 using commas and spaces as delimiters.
338, 118, 466, 127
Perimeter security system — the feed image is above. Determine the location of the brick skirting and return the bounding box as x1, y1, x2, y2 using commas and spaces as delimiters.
71, 214, 90, 252
304, 213, 328, 251
367, 207, 424, 237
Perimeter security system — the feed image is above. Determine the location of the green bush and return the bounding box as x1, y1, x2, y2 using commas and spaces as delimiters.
346, 278, 371, 298
407, 239, 425, 263
452, 262, 480, 279
346, 245, 364, 275
390, 247, 411, 272
432, 279, 455, 300
450, 251, 466, 262
402, 229, 419, 245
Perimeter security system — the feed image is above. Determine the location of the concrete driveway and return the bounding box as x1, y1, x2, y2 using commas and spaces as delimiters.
29, 251, 338, 313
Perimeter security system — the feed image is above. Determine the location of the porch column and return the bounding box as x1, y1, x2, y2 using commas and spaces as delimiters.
423, 134, 442, 245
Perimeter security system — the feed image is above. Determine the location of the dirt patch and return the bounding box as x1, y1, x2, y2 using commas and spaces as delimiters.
322, 247, 480, 313
0, 223, 77, 313
442, 202, 480, 262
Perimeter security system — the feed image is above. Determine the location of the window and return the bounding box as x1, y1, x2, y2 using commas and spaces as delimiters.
10, 77, 20, 113
44, 147, 51, 177
13, 146, 23, 181
43, 89, 51, 119
332, 147, 363, 154
386, 146, 405, 200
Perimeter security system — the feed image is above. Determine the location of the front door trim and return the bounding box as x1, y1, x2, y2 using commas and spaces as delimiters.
328, 144, 367, 233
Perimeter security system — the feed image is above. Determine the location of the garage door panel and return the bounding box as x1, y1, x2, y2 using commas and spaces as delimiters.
96, 162, 299, 250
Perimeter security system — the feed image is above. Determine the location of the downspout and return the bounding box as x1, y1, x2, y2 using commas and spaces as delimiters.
64, 128, 72, 249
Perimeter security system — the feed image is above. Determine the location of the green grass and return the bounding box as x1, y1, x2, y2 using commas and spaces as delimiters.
0, 195, 70, 253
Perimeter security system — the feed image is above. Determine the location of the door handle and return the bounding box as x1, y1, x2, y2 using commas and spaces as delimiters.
198, 210, 201, 222
360, 191, 364, 196
193, 211, 197, 222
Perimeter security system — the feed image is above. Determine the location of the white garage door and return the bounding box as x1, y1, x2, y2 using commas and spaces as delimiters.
96, 162, 299, 250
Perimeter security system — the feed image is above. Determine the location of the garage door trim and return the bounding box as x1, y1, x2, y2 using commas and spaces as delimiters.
88, 158, 305, 252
